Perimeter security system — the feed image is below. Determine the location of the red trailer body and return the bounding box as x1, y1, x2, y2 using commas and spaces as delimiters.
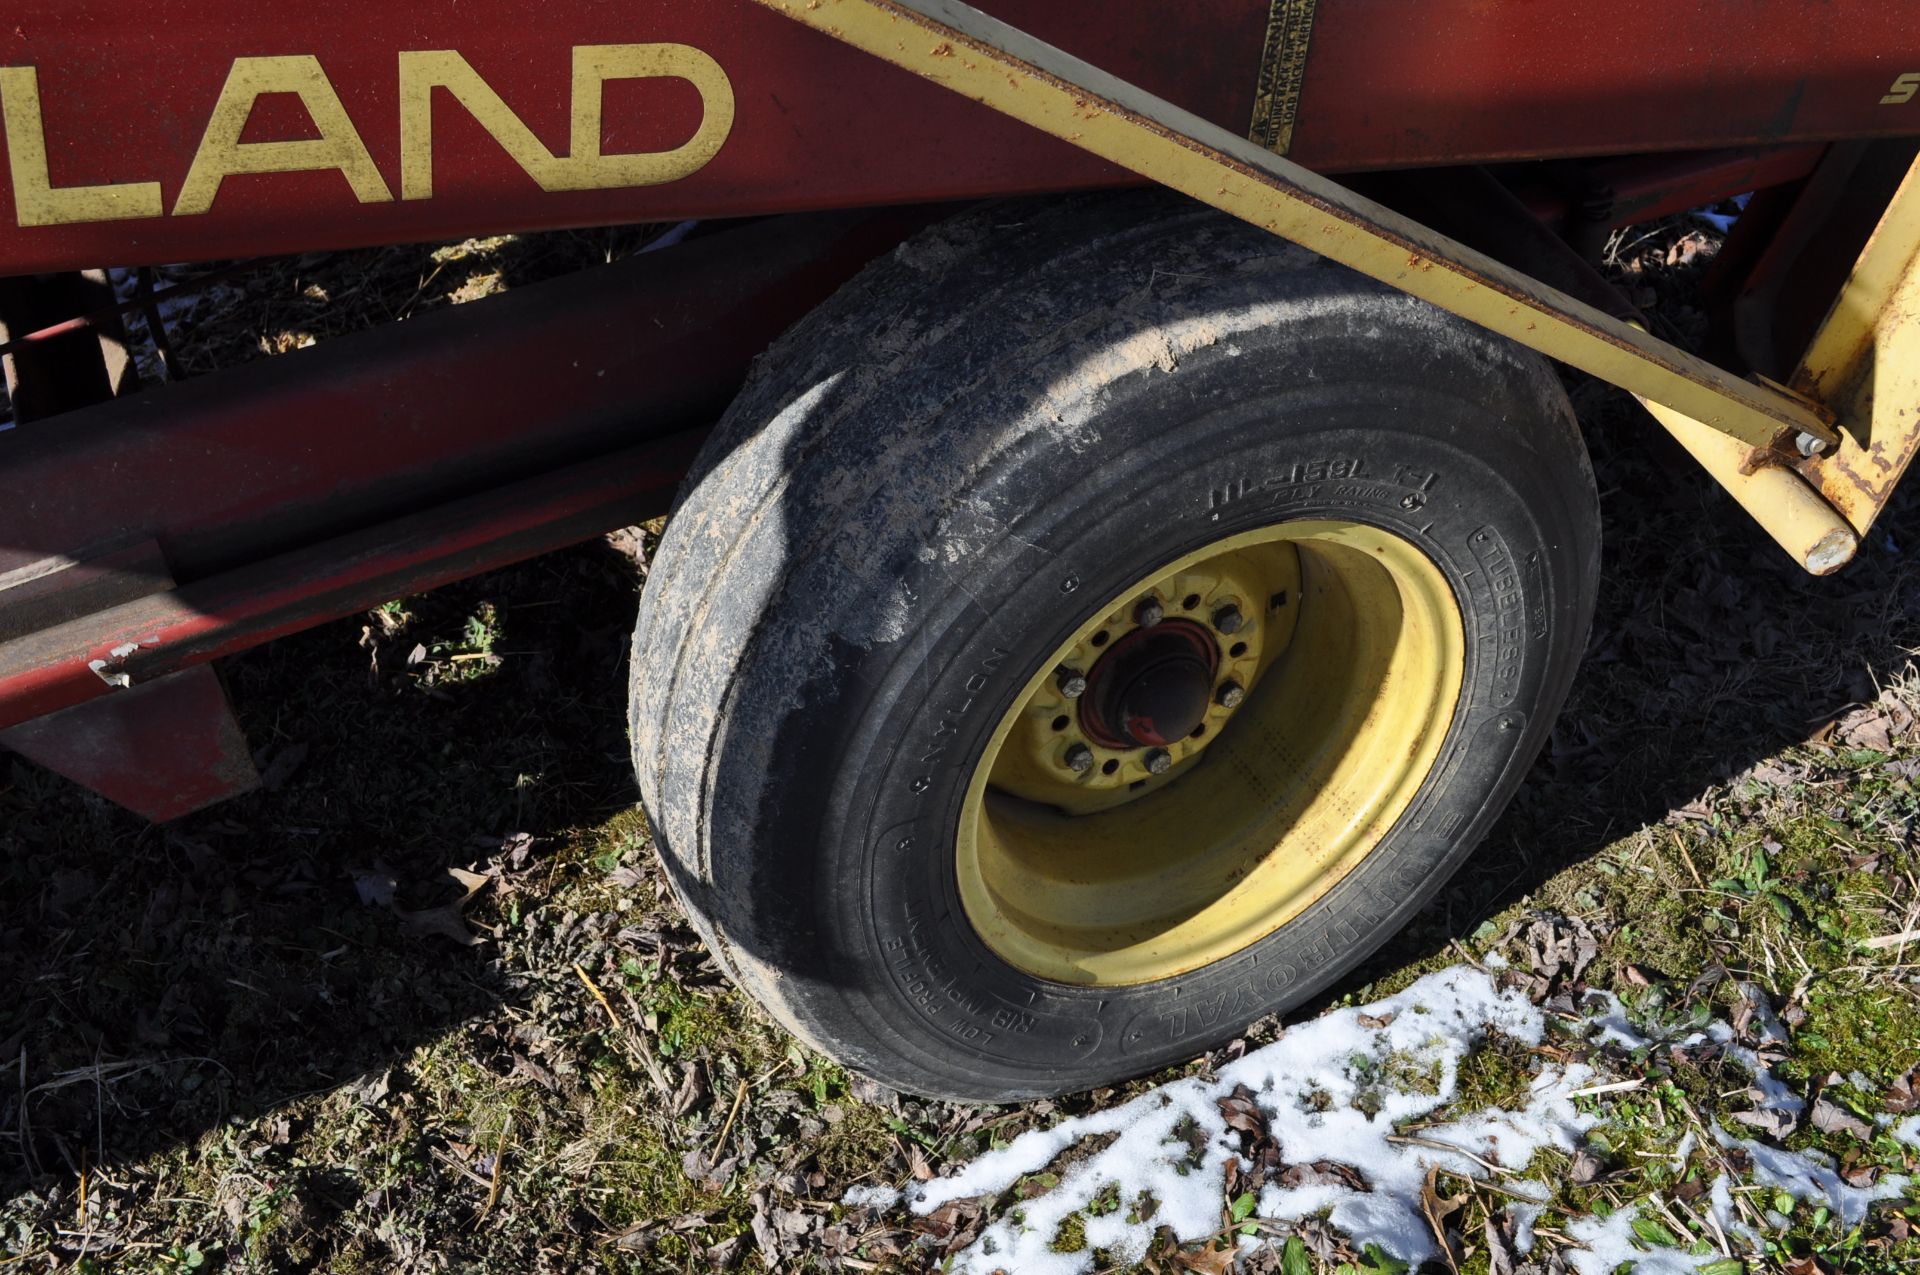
1, 1, 1917, 274
2, 1, 1919, 818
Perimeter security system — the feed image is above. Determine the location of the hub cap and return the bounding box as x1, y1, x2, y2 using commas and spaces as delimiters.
1080, 620, 1218, 749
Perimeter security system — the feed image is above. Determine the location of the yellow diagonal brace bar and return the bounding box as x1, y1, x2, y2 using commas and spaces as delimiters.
752, 0, 1837, 450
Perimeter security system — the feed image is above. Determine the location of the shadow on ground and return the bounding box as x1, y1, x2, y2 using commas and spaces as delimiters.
0, 539, 648, 1202
1371, 375, 1920, 992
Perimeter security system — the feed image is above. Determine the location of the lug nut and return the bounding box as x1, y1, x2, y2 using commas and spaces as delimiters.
1134, 596, 1165, 628
1216, 681, 1245, 709
1065, 743, 1095, 773
1056, 667, 1088, 699
1144, 748, 1173, 775
1211, 603, 1244, 634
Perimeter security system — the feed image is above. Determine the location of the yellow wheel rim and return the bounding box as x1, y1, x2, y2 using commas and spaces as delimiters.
956, 520, 1465, 986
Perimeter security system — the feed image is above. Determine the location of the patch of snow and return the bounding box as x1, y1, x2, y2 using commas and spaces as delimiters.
1707, 1174, 1755, 1245
1734, 982, 1790, 1048
871, 966, 1908, 1274
905, 969, 1590, 1273
1509, 1201, 1542, 1254
1673, 1019, 1803, 1116
1574, 989, 1649, 1050
1712, 1123, 1908, 1230
841, 1184, 902, 1210
1563, 1206, 1722, 1275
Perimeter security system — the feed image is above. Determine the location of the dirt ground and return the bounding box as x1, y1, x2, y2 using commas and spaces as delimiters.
3, 211, 1918, 1273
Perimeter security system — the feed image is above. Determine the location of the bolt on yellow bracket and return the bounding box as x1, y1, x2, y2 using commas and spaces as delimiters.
750, 0, 1837, 456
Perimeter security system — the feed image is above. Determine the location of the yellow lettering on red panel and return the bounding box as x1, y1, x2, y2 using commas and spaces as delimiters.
174, 55, 392, 216
0, 66, 164, 226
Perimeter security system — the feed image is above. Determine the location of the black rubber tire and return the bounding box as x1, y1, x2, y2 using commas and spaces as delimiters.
630, 192, 1599, 1102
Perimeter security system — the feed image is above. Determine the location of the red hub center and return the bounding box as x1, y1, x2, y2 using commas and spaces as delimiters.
1079, 619, 1220, 749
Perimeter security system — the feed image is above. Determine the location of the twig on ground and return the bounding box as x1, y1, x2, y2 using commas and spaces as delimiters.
1385, 1134, 1517, 1178
574, 962, 673, 1093
710, 1078, 750, 1158
477, 1116, 512, 1223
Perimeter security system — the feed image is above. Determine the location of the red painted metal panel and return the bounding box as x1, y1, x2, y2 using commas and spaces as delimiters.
1288, 1, 1920, 172
0, 664, 259, 819
0, 1, 1266, 275
3, 2, 1916, 276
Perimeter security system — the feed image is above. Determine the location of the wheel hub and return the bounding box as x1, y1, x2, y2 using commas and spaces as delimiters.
957, 522, 1465, 986
995, 556, 1286, 814
1080, 620, 1218, 748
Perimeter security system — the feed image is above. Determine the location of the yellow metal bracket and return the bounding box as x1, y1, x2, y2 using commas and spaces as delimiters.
1792, 158, 1920, 545
750, 0, 1836, 453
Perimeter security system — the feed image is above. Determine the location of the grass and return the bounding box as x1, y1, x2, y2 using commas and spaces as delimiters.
4, 213, 1920, 1271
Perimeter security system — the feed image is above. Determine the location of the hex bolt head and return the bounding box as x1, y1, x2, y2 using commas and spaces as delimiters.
1144, 748, 1173, 775
1133, 596, 1165, 628
1795, 430, 1829, 458
1211, 603, 1244, 634
1065, 743, 1095, 773
1056, 668, 1088, 699
1216, 681, 1245, 709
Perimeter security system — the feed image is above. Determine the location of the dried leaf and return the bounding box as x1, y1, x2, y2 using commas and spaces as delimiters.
1484, 1210, 1519, 1275
917, 1197, 986, 1254
396, 866, 492, 946
1810, 1097, 1873, 1140
1174, 1242, 1238, 1274
748, 1191, 781, 1269
1278, 1160, 1367, 1191
1886, 1066, 1920, 1113
1522, 914, 1601, 987
704, 1234, 746, 1269
348, 1069, 392, 1106
671, 1061, 709, 1117
258, 742, 309, 792
1419, 1165, 1466, 1272
1568, 1146, 1606, 1185
1219, 1084, 1267, 1135
1729, 1106, 1799, 1139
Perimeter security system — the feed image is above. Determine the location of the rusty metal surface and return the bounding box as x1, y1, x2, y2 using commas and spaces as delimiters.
3, 0, 1916, 276
748, 0, 1836, 451
0, 664, 259, 820
1794, 155, 1920, 538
